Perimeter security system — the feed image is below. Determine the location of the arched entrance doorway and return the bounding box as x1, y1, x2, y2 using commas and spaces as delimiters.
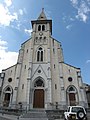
67, 86, 78, 106
3, 86, 13, 107
33, 78, 45, 108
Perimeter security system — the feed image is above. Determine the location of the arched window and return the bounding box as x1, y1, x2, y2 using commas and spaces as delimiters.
41, 51, 43, 61
42, 25, 45, 31
37, 51, 40, 61
67, 86, 76, 93
6, 87, 11, 91
34, 79, 44, 87
37, 47, 43, 62
38, 25, 41, 31
68, 86, 75, 92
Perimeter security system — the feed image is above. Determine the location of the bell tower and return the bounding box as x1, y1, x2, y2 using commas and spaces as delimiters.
31, 8, 52, 45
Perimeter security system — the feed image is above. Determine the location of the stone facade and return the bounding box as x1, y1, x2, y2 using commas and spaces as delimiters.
84, 83, 90, 107
0, 9, 88, 110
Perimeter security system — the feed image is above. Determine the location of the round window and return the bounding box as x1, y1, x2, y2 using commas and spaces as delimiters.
38, 70, 41, 73
8, 78, 12, 82
68, 77, 73, 82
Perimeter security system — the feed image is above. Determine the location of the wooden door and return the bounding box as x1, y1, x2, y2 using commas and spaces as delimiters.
69, 93, 76, 105
3, 93, 10, 107
33, 89, 44, 108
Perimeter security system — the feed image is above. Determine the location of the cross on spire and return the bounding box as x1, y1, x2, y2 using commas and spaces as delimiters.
38, 8, 47, 20
42, 8, 44, 12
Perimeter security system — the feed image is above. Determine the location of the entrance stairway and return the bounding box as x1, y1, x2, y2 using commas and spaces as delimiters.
21, 109, 48, 120
20, 109, 64, 120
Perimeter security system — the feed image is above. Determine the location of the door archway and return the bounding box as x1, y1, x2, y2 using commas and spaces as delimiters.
67, 86, 78, 106
3, 86, 13, 107
33, 78, 45, 108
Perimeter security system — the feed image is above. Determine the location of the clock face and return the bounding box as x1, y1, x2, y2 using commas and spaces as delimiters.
39, 32, 43, 36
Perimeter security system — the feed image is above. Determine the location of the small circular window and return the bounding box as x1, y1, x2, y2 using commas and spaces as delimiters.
68, 77, 73, 82
38, 70, 41, 73
8, 78, 12, 82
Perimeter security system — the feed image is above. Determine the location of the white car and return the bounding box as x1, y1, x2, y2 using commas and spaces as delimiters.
64, 106, 87, 120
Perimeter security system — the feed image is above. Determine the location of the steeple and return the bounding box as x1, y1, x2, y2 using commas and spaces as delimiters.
31, 9, 52, 35
38, 8, 47, 20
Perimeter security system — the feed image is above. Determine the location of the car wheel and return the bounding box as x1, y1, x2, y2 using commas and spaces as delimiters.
77, 110, 85, 120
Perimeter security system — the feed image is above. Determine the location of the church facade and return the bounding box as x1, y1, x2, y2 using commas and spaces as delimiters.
0, 10, 88, 110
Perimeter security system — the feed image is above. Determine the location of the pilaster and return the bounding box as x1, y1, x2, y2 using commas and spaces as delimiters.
59, 63, 66, 106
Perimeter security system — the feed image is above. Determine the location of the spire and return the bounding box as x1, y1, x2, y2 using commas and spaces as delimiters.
38, 8, 47, 20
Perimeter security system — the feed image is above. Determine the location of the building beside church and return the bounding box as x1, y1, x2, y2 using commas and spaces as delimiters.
84, 83, 90, 108
0, 9, 88, 110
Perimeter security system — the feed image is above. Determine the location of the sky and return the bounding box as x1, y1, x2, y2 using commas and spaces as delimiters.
0, 0, 90, 84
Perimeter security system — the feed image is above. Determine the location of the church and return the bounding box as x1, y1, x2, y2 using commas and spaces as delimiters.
0, 9, 88, 110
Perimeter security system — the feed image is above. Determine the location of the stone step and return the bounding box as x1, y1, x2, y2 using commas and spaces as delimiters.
46, 110, 64, 120
20, 118, 48, 120
21, 109, 64, 120
22, 109, 48, 118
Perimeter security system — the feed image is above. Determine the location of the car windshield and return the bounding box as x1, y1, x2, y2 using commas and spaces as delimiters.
71, 107, 84, 113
